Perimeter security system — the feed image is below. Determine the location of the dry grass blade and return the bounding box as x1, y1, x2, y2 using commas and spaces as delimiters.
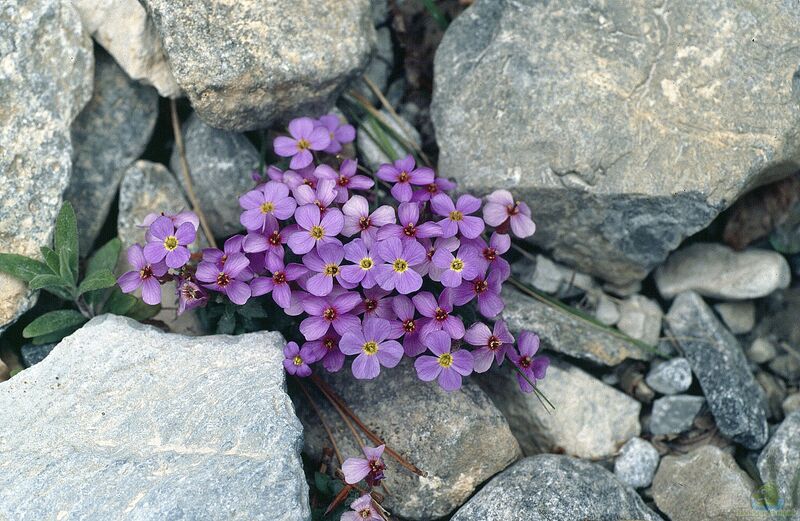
296, 378, 343, 465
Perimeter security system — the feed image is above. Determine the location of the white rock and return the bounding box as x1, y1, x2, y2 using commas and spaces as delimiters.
645, 358, 693, 395
714, 301, 756, 335
747, 338, 778, 365
614, 437, 660, 489
617, 295, 663, 346
594, 293, 621, 326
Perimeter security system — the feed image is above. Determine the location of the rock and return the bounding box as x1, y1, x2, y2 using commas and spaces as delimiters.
502, 287, 652, 365
756, 370, 787, 421
617, 295, 663, 347
356, 109, 422, 171
297, 359, 520, 520
140, 0, 374, 131
354, 26, 394, 103
432, 0, 800, 286
0, 0, 93, 329
20, 343, 57, 368
656, 243, 791, 300
769, 354, 800, 384
614, 437, 660, 489
70, 0, 181, 97
65, 50, 159, 253
604, 279, 643, 298
0, 359, 9, 382
593, 292, 621, 326
652, 446, 767, 521
0, 315, 309, 520
758, 412, 800, 516
477, 359, 641, 459
666, 291, 769, 449
512, 254, 596, 298
169, 113, 258, 238
714, 301, 756, 335
645, 357, 693, 395
748, 338, 778, 365
783, 393, 800, 416
649, 394, 705, 435
452, 455, 664, 521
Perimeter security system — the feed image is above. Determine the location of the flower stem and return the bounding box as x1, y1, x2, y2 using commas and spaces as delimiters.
311, 375, 366, 449
296, 378, 343, 465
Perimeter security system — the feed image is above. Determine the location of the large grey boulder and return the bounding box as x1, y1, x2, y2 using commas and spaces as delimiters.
140, 0, 374, 131
432, 0, 800, 285
666, 291, 768, 449
502, 287, 653, 365
70, 0, 181, 97
297, 359, 520, 520
65, 50, 159, 253
477, 359, 641, 459
169, 113, 258, 238
0, 0, 94, 329
0, 315, 309, 520
452, 455, 664, 521
758, 411, 800, 516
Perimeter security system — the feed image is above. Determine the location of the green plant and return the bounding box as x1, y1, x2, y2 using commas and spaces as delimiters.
0, 202, 159, 345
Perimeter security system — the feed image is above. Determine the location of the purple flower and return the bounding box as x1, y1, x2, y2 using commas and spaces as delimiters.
314, 159, 373, 203
273, 117, 331, 169
509, 331, 550, 393
464, 320, 514, 373
202, 235, 244, 266
118, 244, 167, 305
142, 215, 196, 269
341, 239, 378, 288
353, 287, 394, 319
282, 341, 321, 377
243, 221, 292, 262
387, 295, 425, 356
431, 193, 485, 239
249, 255, 307, 308
287, 205, 343, 254
413, 290, 464, 339
342, 195, 395, 247
431, 245, 485, 288
483, 189, 536, 238
315, 113, 355, 154
414, 330, 474, 391
195, 252, 252, 305
374, 237, 426, 294
342, 444, 386, 486
239, 181, 297, 232
377, 202, 441, 243
452, 268, 505, 318
465, 232, 511, 281
140, 210, 199, 241
342, 494, 382, 521
302, 243, 346, 297
411, 177, 457, 202
299, 292, 361, 341
340, 317, 403, 379
425, 236, 460, 282
292, 178, 337, 214
266, 165, 284, 182
282, 165, 318, 190
304, 333, 345, 373
176, 278, 208, 314
376, 154, 434, 202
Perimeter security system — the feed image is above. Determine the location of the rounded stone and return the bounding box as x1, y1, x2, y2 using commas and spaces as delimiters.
614, 437, 660, 489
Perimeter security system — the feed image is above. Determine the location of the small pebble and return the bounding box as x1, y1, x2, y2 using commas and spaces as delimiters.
649, 395, 705, 435
747, 338, 777, 364
614, 437, 660, 488
713, 301, 756, 335
782, 393, 800, 416
645, 358, 692, 395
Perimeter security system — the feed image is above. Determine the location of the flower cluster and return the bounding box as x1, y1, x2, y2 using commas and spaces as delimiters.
118, 113, 549, 393
340, 444, 387, 520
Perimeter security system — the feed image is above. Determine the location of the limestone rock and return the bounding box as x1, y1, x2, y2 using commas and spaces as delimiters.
757, 411, 800, 518
65, 50, 158, 253
617, 295, 663, 346
0, 315, 309, 520
0, 0, 94, 329
432, 0, 800, 285
645, 357, 693, 395
714, 301, 756, 335
140, 0, 374, 131
649, 394, 705, 435
614, 437, 660, 489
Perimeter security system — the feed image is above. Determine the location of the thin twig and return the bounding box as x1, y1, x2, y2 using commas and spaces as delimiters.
311, 375, 425, 477
169, 99, 218, 249
311, 377, 366, 449
296, 378, 343, 466
361, 74, 417, 158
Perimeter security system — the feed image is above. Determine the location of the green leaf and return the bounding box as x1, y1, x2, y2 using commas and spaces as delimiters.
86, 238, 121, 277
104, 287, 137, 315
236, 301, 268, 318
28, 274, 75, 300
55, 202, 79, 284
0, 253, 50, 283
40, 246, 60, 274
31, 325, 81, 345
77, 269, 117, 296
22, 309, 87, 339
125, 300, 160, 322
420, 0, 449, 29
217, 305, 236, 334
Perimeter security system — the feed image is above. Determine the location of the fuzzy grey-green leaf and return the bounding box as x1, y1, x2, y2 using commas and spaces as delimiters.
86, 238, 121, 278
77, 269, 117, 296
0, 253, 50, 283
55, 202, 79, 284
22, 310, 87, 339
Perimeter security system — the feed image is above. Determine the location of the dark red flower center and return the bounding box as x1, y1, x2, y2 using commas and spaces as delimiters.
139, 265, 154, 280
434, 307, 448, 321
398, 171, 409, 182
338, 175, 349, 187
369, 459, 385, 473
483, 247, 497, 261
268, 231, 282, 246
323, 338, 335, 350
323, 307, 337, 321
273, 271, 286, 284
359, 216, 371, 230
216, 273, 230, 287
364, 298, 377, 313
506, 203, 520, 216
426, 183, 438, 194
519, 356, 532, 369
403, 223, 417, 237
403, 319, 416, 333
488, 336, 502, 351
474, 279, 488, 294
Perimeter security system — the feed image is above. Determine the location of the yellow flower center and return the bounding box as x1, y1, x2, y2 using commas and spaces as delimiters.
449, 210, 463, 221
297, 138, 311, 150
293, 355, 303, 366
324, 263, 340, 276
450, 258, 464, 272
488, 336, 502, 350
359, 257, 374, 270
163, 236, 179, 251
260, 201, 275, 214
362, 341, 379, 355
392, 259, 408, 273
309, 225, 325, 239
438, 353, 453, 367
